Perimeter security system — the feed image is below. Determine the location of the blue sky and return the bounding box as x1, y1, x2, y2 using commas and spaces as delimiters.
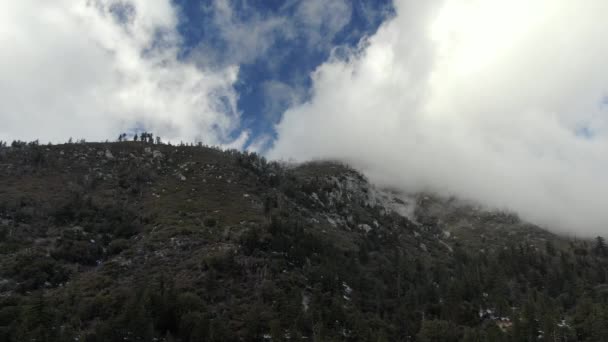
172, 0, 393, 148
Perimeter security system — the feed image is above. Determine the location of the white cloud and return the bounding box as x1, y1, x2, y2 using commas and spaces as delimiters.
270, 0, 608, 236
295, 0, 352, 49
191, 0, 352, 67
0, 0, 242, 146
197, 0, 292, 66
245, 134, 273, 154
262, 80, 306, 121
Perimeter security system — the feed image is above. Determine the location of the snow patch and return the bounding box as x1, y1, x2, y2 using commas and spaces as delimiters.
301, 292, 310, 312
439, 240, 453, 252
357, 224, 372, 233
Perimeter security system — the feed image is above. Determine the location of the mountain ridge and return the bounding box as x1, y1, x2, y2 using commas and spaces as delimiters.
0, 140, 606, 341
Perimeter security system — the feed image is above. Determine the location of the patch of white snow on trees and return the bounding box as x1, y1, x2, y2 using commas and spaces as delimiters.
357, 224, 372, 233
301, 292, 310, 312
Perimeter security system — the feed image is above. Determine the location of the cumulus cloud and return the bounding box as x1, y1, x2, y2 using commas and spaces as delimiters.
270, 0, 608, 236
0, 0, 244, 145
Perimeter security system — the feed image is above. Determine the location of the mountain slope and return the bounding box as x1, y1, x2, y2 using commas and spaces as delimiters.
0, 141, 606, 341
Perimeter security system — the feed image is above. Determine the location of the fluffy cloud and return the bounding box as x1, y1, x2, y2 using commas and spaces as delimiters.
295, 0, 352, 50
190, 0, 354, 68
261, 80, 306, 122
196, 0, 292, 66
270, 0, 608, 236
0, 0, 243, 145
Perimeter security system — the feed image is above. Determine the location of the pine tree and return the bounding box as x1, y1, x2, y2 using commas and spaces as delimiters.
545, 240, 556, 256
588, 304, 608, 341
20, 292, 56, 341
594, 236, 607, 256
416, 320, 459, 342
521, 297, 539, 342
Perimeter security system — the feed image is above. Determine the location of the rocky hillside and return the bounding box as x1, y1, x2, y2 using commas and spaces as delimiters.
0, 141, 606, 342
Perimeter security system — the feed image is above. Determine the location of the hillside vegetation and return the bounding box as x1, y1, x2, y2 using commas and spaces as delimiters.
0, 140, 607, 341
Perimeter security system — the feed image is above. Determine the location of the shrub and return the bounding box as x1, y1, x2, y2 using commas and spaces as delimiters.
51, 238, 103, 265
203, 217, 217, 228
9, 252, 70, 291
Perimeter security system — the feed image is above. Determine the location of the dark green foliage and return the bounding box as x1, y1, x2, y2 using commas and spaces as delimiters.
51, 234, 104, 265
417, 319, 461, 342
8, 252, 70, 292
203, 217, 217, 227
107, 238, 130, 255
0, 141, 607, 341
594, 236, 607, 257
52, 194, 140, 238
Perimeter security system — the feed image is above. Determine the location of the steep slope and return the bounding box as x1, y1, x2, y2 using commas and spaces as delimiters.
0, 141, 606, 342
